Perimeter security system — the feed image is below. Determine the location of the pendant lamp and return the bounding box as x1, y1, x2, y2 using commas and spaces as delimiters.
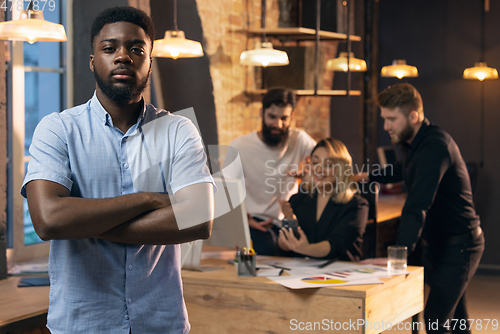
326, 52, 366, 72
463, 62, 498, 81
0, 2, 67, 44
239, 0, 289, 67
240, 42, 289, 67
151, 0, 203, 59
381, 60, 418, 79
463, 1, 498, 81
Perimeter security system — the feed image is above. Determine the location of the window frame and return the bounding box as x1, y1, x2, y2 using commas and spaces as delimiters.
6, 0, 73, 264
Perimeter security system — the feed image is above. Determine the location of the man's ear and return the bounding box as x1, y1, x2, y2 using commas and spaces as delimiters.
409, 110, 418, 124
89, 55, 94, 72
260, 108, 264, 118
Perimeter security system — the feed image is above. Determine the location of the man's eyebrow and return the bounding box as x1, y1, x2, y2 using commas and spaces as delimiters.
98, 38, 147, 45
128, 39, 147, 46
99, 38, 118, 44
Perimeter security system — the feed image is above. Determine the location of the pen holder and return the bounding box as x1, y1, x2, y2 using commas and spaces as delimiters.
237, 254, 256, 277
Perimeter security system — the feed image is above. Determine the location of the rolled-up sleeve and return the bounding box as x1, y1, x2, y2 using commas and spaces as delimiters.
169, 117, 215, 195
21, 113, 73, 198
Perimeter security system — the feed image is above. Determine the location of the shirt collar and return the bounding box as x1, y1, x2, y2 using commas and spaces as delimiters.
90, 91, 109, 125
407, 118, 430, 150
90, 91, 147, 127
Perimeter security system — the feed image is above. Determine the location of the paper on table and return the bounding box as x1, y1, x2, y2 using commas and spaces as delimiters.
256, 268, 283, 277
286, 261, 361, 277
259, 258, 330, 268
269, 275, 384, 289
267, 264, 411, 289
8, 262, 49, 275
323, 264, 395, 281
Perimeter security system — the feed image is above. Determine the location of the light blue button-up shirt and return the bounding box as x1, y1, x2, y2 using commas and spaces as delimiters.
22, 93, 213, 334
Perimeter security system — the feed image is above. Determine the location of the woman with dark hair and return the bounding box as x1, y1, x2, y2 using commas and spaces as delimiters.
278, 138, 369, 261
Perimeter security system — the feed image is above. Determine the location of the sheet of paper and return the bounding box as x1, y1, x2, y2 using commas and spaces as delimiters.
269, 275, 384, 289
256, 268, 283, 277
323, 265, 393, 281
259, 258, 330, 269
266, 264, 411, 289
8, 262, 49, 275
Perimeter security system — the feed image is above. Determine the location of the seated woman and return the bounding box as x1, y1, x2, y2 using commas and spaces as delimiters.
278, 138, 368, 261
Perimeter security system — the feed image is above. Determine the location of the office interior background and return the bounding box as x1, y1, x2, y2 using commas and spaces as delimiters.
1, 0, 500, 275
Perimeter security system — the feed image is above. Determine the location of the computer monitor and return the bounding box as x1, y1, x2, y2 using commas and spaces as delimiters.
204, 177, 251, 249
181, 177, 251, 271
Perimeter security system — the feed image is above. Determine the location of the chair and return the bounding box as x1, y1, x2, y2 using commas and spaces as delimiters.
358, 182, 380, 259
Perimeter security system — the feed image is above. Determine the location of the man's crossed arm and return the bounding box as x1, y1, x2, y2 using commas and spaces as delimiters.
25, 180, 214, 245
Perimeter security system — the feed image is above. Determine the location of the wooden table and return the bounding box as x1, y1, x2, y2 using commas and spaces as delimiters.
0, 276, 49, 334
362, 193, 406, 258
377, 193, 407, 223
0, 253, 422, 334
182, 258, 424, 334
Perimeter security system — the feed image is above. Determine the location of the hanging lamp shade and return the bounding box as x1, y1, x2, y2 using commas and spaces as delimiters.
381, 59, 418, 79
463, 62, 498, 81
326, 52, 367, 72
152, 30, 203, 59
0, 7, 67, 44
240, 42, 289, 67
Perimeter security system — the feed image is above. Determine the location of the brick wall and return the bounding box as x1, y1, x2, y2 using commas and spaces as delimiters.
196, 0, 336, 147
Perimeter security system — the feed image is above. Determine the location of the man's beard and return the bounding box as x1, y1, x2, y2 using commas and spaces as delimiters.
261, 120, 289, 146
392, 120, 414, 145
94, 67, 149, 103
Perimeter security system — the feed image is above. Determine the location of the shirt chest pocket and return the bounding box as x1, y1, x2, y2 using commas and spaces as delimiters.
125, 132, 172, 193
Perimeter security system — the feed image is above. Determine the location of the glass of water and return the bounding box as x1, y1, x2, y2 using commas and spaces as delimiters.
387, 245, 407, 272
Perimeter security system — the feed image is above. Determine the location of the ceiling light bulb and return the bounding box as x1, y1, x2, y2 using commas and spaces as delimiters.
326, 52, 367, 72
152, 30, 203, 59
0, 7, 67, 43
381, 60, 418, 79
463, 62, 498, 81
240, 42, 289, 67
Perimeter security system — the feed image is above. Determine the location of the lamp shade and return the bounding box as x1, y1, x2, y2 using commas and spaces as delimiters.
463, 62, 498, 81
0, 9, 67, 44
381, 60, 418, 79
152, 30, 203, 59
240, 42, 289, 67
326, 52, 367, 72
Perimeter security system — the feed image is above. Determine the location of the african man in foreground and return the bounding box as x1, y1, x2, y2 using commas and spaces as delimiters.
22, 6, 214, 334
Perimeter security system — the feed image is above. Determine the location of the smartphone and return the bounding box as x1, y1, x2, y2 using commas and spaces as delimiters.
282, 219, 300, 239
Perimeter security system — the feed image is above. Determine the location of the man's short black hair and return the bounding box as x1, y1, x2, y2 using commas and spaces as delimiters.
262, 87, 297, 111
90, 6, 155, 52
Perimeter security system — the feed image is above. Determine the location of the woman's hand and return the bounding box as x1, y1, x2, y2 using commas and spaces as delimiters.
278, 226, 310, 254
247, 215, 273, 232
279, 200, 297, 220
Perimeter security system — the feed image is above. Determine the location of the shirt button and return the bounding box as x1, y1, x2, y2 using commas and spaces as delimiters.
123, 163, 129, 169
128, 299, 132, 304
129, 265, 133, 270
125, 315, 129, 320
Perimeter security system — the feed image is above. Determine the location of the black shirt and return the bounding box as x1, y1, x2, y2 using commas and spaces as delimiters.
286, 192, 368, 261
371, 119, 480, 252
